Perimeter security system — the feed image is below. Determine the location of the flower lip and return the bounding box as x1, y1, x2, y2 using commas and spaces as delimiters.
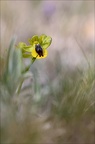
35, 44, 43, 57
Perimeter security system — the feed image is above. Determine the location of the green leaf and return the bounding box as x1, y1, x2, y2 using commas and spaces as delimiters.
4, 38, 22, 95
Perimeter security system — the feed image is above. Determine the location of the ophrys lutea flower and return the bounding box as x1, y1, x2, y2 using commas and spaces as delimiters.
17, 34, 52, 59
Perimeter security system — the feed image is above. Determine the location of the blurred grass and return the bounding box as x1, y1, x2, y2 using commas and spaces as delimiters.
0, 39, 95, 144
0, 1, 95, 144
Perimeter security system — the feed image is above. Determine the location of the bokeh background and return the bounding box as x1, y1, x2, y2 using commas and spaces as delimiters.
0, 0, 95, 144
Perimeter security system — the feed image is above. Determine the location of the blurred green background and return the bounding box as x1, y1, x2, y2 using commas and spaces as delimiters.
0, 0, 95, 144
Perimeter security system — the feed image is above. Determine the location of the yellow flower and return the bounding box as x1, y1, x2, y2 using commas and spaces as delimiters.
17, 34, 52, 59
31, 43, 48, 59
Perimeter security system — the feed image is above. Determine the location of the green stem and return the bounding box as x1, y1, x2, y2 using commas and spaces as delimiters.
22, 57, 36, 74
23, 64, 31, 73
17, 58, 36, 95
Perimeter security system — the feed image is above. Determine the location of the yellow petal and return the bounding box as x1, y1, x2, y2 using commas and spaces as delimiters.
31, 48, 48, 59
39, 35, 52, 49
17, 42, 27, 49
29, 35, 39, 45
